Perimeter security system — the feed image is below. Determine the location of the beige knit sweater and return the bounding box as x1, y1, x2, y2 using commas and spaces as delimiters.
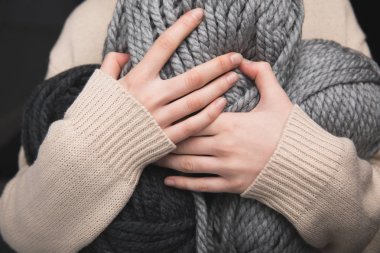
0, 0, 379, 252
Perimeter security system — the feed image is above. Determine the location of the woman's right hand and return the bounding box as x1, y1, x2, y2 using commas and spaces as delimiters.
100, 8, 242, 144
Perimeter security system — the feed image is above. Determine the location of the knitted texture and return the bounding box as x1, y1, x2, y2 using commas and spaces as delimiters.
20, 0, 380, 252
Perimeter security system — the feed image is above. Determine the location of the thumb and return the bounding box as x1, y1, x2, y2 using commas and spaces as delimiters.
101, 52, 130, 79
240, 60, 283, 103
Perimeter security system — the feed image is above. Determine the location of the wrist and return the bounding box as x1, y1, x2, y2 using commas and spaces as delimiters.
66, 69, 176, 178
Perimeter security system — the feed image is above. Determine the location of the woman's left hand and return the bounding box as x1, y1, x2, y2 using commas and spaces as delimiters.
153, 59, 294, 194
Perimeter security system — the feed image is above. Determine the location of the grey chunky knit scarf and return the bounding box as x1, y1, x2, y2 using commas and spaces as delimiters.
21, 0, 380, 252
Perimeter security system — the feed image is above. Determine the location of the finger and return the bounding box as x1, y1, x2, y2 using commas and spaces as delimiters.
172, 136, 217, 155
192, 123, 218, 136
240, 60, 282, 101
164, 97, 227, 143
154, 154, 222, 175
164, 53, 242, 101
101, 52, 130, 79
192, 114, 225, 136
159, 72, 238, 126
164, 176, 230, 193
133, 8, 204, 78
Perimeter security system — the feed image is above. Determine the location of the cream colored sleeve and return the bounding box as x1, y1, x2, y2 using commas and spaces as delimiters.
241, 105, 380, 253
0, 70, 176, 253
242, 2, 380, 251
242, 3, 379, 251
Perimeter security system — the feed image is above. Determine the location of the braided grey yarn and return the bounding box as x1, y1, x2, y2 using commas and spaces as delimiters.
100, 0, 380, 252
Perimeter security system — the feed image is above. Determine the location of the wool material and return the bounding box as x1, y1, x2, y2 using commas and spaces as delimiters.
21, 0, 380, 252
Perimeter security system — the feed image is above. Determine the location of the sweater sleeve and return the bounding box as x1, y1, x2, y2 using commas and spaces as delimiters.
241, 104, 380, 253
0, 69, 176, 253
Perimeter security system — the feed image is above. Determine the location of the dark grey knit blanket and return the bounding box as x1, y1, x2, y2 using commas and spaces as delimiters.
21, 0, 380, 252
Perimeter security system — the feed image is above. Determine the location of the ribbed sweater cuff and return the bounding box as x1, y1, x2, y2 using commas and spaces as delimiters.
241, 104, 346, 220
65, 69, 176, 179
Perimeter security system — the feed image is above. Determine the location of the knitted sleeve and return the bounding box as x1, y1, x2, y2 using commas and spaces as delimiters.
241, 104, 380, 253
0, 69, 176, 253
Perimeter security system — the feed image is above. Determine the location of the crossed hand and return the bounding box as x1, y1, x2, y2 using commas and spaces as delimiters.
100, 8, 293, 194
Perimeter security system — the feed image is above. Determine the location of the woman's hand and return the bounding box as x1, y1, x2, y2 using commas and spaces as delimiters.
153, 60, 294, 193
100, 8, 243, 144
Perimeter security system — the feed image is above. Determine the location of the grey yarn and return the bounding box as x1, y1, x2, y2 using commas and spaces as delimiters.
101, 0, 380, 252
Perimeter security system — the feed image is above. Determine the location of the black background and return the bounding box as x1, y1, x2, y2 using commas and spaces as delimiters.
0, 0, 378, 252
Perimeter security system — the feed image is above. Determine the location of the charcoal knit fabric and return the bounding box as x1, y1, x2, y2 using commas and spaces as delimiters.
21, 0, 380, 252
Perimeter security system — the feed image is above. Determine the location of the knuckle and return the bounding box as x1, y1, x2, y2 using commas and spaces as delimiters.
257, 61, 271, 71
205, 106, 217, 121
186, 97, 203, 111
195, 183, 209, 192
156, 35, 175, 51
148, 85, 168, 104
158, 83, 174, 102
181, 157, 196, 173
215, 145, 228, 156
218, 56, 230, 71
220, 76, 232, 91
216, 139, 234, 155
155, 95, 167, 106
153, 108, 169, 128
154, 88, 169, 105
182, 121, 195, 136
139, 92, 155, 107
185, 70, 202, 88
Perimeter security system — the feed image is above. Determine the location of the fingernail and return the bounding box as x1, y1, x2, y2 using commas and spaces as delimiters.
226, 72, 239, 83
165, 178, 175, 186
191, 8, 204, 20
216, 97, 227, 108
231, 53, 243, 65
